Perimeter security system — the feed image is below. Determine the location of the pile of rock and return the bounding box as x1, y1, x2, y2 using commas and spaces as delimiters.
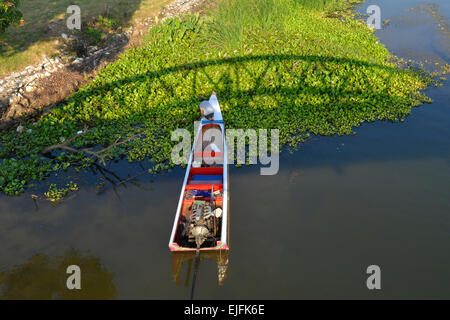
0, 56, 67, 126
0, 27, 133, 124
161, 0, 207, 18
0, 56, 65, 97
0, 0, 205, 130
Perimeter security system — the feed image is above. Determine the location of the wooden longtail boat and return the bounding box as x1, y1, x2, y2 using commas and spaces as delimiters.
169, 93, 229, 252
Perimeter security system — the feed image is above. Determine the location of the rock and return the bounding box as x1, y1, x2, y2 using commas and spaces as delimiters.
19, 97, 30, 108
61, 33, 68, 39
5, 104, 23, 119
76, 42, 88, 57
9, 95, 18, 105
16, 125, 24, 133
44, 72, 51, 77
0, 98, 9, 109
88, 46, 99, 54
25, 85, 34, 92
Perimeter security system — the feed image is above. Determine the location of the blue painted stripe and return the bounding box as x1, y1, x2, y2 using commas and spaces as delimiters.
192, 175, 222, 181
202, 120, 224, 124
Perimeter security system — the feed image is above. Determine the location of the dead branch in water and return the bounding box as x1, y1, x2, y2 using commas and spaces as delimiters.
41, 127, 141, 166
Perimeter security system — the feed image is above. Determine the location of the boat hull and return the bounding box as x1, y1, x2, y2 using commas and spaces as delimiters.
169, 94, 229, 252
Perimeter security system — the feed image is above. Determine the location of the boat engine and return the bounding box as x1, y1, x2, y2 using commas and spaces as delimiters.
186, 200, 222, 248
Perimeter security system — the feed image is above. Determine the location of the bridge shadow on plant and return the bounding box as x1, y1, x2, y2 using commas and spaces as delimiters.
64, 53, 428, 139
36, 53, 430, 170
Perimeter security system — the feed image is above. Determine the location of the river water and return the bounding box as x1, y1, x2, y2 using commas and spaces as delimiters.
0, 0, 449, 299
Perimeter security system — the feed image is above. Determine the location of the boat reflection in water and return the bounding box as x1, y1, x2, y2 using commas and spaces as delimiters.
171, 250, 229, 288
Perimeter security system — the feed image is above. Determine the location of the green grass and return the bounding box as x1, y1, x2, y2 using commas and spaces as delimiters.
0, 0, 171, 76
207, 0, 360, 50
0, 0, 434, 195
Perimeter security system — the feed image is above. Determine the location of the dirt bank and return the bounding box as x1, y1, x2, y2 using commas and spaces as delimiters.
0, 0, 208, 131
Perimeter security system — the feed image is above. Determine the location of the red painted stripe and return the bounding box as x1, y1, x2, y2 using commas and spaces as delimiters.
194, 152, 223, 158
185, 184, 223, 191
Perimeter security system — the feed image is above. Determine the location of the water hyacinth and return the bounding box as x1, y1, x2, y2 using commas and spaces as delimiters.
0, 0, 434, 195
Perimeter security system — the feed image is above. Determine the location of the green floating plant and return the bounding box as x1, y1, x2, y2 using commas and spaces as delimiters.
44, 182, 79, 203
0, 1, 435, 195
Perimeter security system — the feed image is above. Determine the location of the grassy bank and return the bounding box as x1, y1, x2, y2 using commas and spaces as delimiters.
0, 0, 170, 76
0, 0, 433, 195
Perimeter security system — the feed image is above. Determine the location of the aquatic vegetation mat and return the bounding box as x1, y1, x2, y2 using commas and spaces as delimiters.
0, 0, 434, 195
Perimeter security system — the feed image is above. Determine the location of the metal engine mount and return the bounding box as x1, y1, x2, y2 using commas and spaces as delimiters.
187, 200, 221, 248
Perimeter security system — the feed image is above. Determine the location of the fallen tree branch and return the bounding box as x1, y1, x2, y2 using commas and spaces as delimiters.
41, 128, 141, 166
